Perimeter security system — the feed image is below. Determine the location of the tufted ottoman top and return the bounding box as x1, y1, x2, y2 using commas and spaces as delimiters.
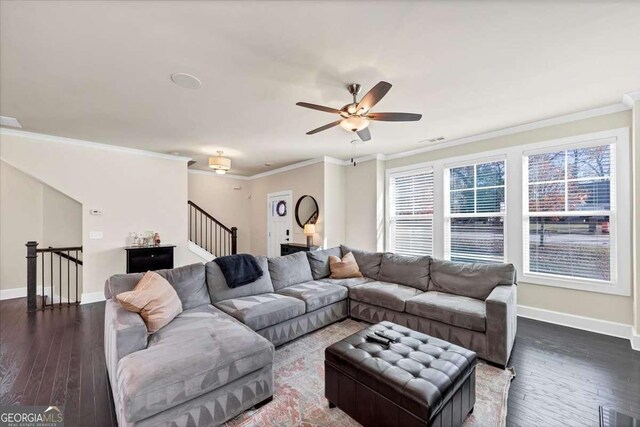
325, 321, 477, 421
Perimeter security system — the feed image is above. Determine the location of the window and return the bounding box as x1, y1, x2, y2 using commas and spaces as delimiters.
524, 143, 614, 283
445, 159, 506, 263
388, 168, 434, 256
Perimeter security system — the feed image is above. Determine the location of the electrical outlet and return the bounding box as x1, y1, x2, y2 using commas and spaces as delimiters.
89, 231, 103, 239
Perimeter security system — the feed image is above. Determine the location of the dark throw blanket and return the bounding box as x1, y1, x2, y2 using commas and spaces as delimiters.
213, 254, 263, 288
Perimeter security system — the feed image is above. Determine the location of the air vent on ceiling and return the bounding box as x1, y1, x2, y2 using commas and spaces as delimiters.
0, 116, 22, 128
418, 136, 445, 143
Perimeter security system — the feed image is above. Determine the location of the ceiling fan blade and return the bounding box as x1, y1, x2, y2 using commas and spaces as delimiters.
296, 102, 342, 114
306, 120, 343, 135
356, 81, 392, 112
357, 127, 371, 142
367, 112, 422, 122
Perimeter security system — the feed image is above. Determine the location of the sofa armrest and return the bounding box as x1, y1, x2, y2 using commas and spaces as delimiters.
485, 284, 517, 367
104, 299, 148, 380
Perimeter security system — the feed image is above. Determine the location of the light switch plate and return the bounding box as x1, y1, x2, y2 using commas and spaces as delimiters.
89, 231, 103, 239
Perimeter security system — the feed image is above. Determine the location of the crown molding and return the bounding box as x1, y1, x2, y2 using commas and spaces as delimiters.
323, 156, 345, 165
0, 128, 192, 162
622, 90, 640, 107
248, 158, 325, 180
385, 101, 631, 161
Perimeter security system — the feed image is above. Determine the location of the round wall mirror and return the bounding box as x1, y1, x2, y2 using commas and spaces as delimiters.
295, 195, 318, 228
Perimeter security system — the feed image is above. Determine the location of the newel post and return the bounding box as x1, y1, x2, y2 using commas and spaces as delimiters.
26, 241, 38, 312
231, 227, 238, 255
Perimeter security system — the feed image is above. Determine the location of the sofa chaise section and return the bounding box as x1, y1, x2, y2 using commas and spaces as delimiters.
105, 263, 275, 427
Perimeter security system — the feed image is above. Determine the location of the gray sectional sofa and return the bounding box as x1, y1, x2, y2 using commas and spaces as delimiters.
104, 245, 517, 426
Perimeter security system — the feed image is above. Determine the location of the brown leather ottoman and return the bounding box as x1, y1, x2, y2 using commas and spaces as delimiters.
325, 321, 477, 427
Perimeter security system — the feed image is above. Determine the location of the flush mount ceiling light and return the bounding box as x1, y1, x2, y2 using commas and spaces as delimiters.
0, 116, 22, 128
170, 73, 201, 89
208, 151, 231, 175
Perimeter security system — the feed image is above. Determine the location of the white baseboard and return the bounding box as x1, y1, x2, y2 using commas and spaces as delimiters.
188, 241, 215, 262
632, 328, 640, 351
0, 287, 27, 300
518, 304, 637, 350
81, 291, 105, 305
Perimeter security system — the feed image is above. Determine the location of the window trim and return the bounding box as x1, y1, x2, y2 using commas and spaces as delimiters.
520, 134, 626, 294
386, 164, 435, 256
443, 156, 508, 263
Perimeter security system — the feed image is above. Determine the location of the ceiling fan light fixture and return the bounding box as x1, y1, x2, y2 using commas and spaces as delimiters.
208, 150, 231, 174
339, 116, 369, 132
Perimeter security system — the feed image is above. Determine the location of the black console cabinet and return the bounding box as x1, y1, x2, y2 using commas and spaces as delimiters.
280, 243, 319, 256
125, 245, 175, 274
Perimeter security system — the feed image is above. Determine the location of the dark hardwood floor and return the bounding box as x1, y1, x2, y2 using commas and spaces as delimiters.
1, 297, 639, 426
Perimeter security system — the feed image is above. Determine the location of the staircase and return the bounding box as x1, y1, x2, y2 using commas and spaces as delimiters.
188, 201, 237, 258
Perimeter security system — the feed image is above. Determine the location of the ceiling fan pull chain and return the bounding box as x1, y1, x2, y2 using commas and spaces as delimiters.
350, 138, 357, 167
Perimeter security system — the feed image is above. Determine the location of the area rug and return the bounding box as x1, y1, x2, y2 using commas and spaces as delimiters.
226, 319, 515, 427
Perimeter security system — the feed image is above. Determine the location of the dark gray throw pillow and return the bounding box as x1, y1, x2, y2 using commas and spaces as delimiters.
307, 247, 342, 279
378, 253, 431, 291
268, 251, 314, 290
429, 259, 516, 300
340, 245, 385, 280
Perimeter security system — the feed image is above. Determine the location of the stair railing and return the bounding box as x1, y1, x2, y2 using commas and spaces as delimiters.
26, 241, 83, 312
188, 201, 237, 257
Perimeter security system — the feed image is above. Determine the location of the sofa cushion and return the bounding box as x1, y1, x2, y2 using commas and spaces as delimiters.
115, 304, 273, 423
349, 281, 423, 312
378, 253, 431, 291
406, 291, 487, 332
115, 271, 183, 333
318, 276, 375, 289
340, 245, 384, 279
429, 259, 517, 300
105, 263, 210, 310
268, 252, 314, 290
276, 281, 348, 312
214, 293, 306, 330
206, 256, 274, 303
306, 247, 342, 280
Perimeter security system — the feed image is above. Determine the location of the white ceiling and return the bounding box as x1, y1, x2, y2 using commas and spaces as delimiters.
1, 1, 639, 176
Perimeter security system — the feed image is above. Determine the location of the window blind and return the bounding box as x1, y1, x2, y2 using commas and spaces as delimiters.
388, 169, 434, 256
445, 160, 506, 263
525, 144, 614, 282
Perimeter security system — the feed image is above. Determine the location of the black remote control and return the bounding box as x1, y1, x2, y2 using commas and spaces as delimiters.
365, 334, 390, 346
374, 330, 398, 342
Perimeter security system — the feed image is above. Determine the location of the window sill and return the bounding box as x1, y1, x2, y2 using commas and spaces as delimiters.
519, 272, 630, 296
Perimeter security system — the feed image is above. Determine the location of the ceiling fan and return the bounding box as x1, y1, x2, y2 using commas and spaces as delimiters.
296, 81, 422, 142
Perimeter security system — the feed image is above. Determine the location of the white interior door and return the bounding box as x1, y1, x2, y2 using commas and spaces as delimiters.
267, 191, 293, 257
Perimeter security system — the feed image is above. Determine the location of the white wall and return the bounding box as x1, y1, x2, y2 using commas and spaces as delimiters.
1, 159, 84, 300
632, 99, 640, 335
0, 161, 44, 289
1, 131, 199, 300
344, 158, 385, 252
323, 161, 345, 248
249, 162, 325, 255
187, 172, 251, 253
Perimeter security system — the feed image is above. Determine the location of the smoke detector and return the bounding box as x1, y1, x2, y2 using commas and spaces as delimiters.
170, 73, 201, 89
